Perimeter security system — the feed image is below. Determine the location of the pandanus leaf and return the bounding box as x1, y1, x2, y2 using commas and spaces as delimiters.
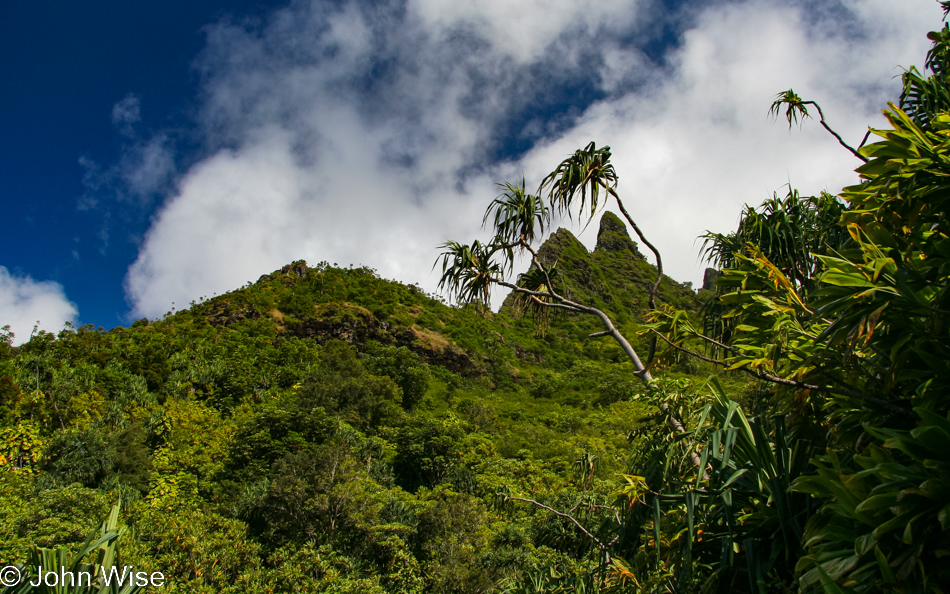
539, 141, 618, 226
484, 179, 549, 246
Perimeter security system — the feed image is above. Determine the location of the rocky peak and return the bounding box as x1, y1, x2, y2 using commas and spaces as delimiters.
536, 228, 587, 263
595, 212, 643, 258
256, 260, 309, 284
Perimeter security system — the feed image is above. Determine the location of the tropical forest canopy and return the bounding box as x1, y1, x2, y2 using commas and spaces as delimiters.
2, 6, 950, 593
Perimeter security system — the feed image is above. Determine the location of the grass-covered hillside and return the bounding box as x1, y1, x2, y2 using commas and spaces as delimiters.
0, 212, 719, 593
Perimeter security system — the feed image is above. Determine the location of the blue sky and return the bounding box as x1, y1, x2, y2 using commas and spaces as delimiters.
0, 0, 943, 343
1, 0, 281, 337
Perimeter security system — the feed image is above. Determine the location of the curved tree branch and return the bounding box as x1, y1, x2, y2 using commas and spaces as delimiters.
612, 195, 664, 310
495, 279, 705, 468
804, 101, 868, 162
504, 495, 620, 559
612, 194, 664, 365
771, 90, 868, 162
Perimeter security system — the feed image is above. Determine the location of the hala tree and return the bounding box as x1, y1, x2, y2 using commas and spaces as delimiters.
438, 144, 670, 373
435, 142, 699, 463
436, 143, 719, 591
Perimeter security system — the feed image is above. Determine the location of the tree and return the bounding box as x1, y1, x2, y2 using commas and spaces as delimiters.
436, 143, 700, 466
436, 144, 715, 591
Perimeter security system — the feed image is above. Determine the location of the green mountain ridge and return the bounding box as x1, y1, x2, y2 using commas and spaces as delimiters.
184, 210, 698, 379
501, 211, 698, 323
0, 210, 707, 594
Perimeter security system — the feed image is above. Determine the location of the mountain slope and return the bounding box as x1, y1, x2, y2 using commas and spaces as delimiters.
0, 216, 709, 594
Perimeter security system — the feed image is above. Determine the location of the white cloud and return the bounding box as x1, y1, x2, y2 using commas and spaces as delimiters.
82, 95, 176, 218
410, 0, 646, 63
0, 267, 77, 345
120, 134, 176, 200
122, 0, 945, 318
508, 0, 944, 284
80, 132, 176, 220
112, 94, 142, 138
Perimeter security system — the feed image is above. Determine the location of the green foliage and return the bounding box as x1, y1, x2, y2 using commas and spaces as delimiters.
414, 486, 499, 593
362, 343, 430, 411
621, 380, 814, 592
0, 422, 45, 473
108, 425, 152, 496
226, 403, 338, 483
247, 443, 385, 548
0, 479, 110, 562
40, 429, 114, 489
540, 142, 619, 225
124, 504, 263, 593
785, 98, 950, 591
485, 179, 550, 248
1, 502, 142, 594
297, 342, 404, 430
701, 189, 849, 296
901, 23, 950, 130
392, 415, 470, 492
10, 12, 950, 594
628, 14, 950, 593
0, 240, 685, 593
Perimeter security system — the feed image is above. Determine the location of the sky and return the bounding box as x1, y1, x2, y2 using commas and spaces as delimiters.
0, 0, 944, 344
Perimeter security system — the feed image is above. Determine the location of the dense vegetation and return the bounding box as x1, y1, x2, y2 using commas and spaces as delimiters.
0, 217, 712, 593
4, 8, 950, 593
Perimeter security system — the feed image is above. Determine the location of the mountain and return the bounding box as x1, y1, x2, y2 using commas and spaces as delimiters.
502, 210, 698, 325
0, 212, 707, 594
181, 211, 698, 376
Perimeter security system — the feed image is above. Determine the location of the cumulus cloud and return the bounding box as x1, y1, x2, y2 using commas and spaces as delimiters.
0, 267, 78, 345
518, 0, 944, 283
122, 0, 944, 318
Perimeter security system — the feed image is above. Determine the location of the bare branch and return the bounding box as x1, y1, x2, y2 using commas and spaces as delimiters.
494, 281, 705, 468
504, 495, 616, 559
612, 195, 664, 310
650, 330, 728, 368
770, 91, 867, 162
804, 101, 868, 162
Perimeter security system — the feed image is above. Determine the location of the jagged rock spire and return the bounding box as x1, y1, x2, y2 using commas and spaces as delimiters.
594, 211, 644, 258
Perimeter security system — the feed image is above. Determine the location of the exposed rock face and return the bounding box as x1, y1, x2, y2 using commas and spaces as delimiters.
595, 211, 643, 258
201, 261, 479, 376
257, 260, 309, 284
285, 303, 477, 375
205, 300, 262, 326
702, 268, 720, 291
